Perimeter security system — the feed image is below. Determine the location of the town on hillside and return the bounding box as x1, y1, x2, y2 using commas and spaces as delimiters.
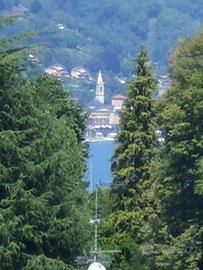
44, 65, 171, 141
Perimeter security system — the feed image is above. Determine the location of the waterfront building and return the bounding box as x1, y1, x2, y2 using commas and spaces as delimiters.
111, 94, 126, 110
85, 71, 126, 139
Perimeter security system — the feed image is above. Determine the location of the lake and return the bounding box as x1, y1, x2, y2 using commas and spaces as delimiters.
85, 141, 114, 191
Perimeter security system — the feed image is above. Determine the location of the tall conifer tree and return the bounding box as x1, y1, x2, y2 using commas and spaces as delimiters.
0, 17, 90, 269
103, 47, 157, 270
112, 47, 156, 210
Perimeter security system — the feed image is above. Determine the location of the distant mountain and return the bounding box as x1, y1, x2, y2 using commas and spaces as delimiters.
1, 0, 203, 96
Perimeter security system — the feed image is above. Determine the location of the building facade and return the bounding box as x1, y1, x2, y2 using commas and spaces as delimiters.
86, 71, 126, 138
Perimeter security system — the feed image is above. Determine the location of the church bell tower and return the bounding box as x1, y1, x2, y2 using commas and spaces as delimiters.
96, 70, 104, 104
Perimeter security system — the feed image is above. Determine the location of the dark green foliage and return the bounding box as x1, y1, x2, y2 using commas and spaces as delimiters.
0, 18, 90, 269
139, 29, 203, 270
1, 0, 202, 106
112, 47, 157, 210
1, 0, 203, 76
23, 255, 72, 270
102, 48, 157, 270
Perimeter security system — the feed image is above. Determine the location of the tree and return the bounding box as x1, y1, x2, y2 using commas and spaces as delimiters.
102, 47, 157, 270
140, 29, 203, 270
112, 47, 156, 210
0, 17, 90, 269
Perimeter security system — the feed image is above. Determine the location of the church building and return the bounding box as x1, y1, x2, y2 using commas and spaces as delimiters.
86, 71, 126, 137
86, 71, 111, 128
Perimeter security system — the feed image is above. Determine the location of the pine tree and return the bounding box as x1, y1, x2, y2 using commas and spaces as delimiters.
103, 47, 157, 270
0, 17, 90, 269
112, 47, 156, 210
0, 75, 90, 269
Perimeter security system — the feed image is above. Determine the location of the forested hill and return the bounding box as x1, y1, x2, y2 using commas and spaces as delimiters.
1, 0, 203, 75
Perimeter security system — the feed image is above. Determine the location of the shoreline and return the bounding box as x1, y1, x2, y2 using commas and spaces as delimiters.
85, 137, 115, 143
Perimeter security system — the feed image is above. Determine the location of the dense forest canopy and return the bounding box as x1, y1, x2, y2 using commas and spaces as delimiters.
0, 0, 202, 76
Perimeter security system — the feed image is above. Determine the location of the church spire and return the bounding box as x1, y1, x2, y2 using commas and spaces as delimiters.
95, 70, 104, 104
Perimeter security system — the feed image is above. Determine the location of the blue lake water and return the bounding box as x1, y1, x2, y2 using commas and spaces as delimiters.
85, 141, 114, 191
